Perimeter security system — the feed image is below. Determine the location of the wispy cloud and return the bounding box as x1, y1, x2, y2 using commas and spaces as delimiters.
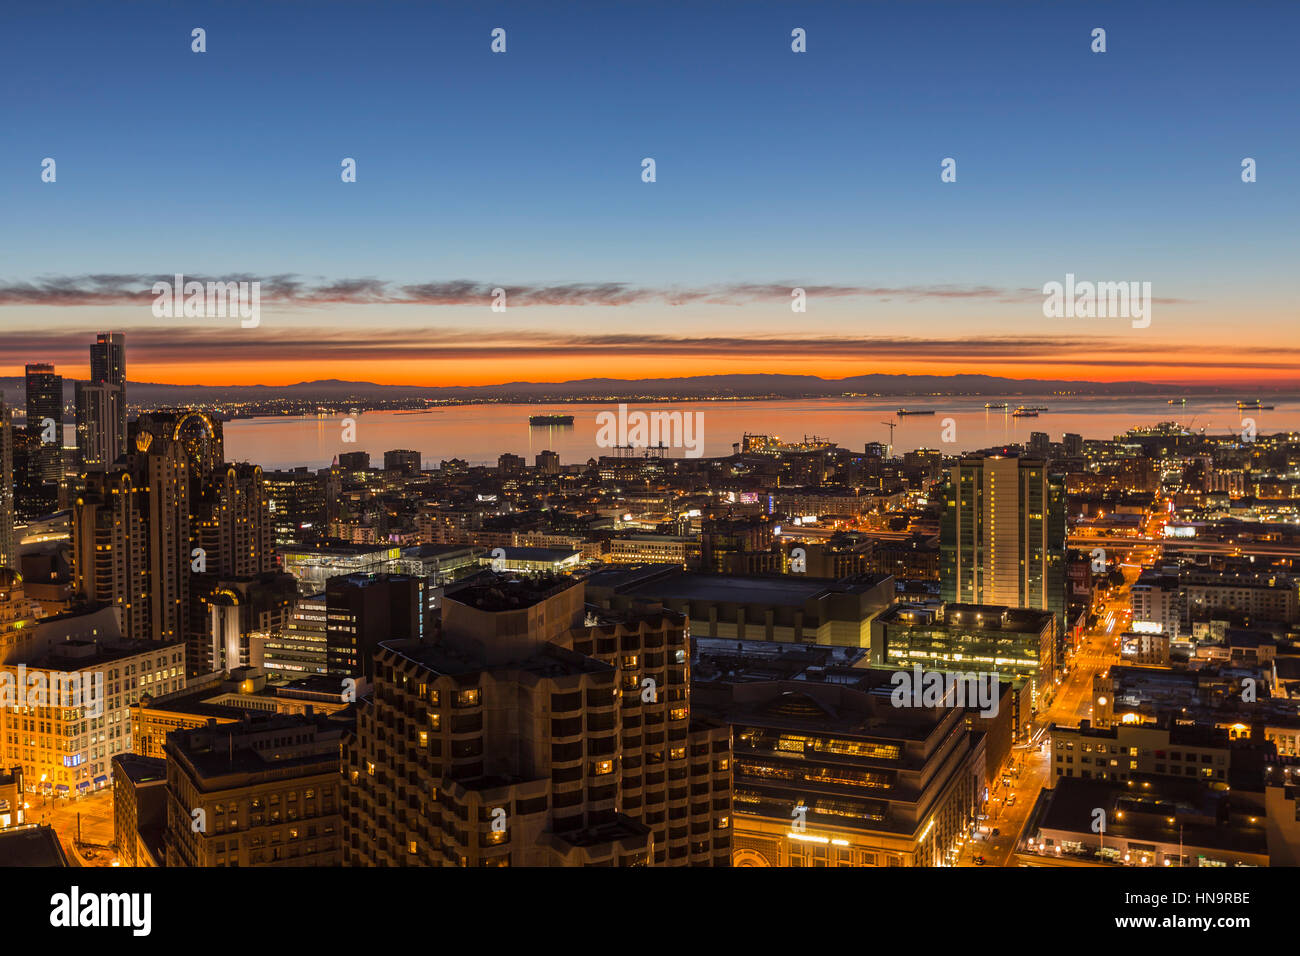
0, 327, 1283, 372
0, 274, 1126, 308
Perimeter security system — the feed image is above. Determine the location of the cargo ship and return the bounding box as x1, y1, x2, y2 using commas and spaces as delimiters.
1236, 399, 1274, 410
984, 402, 1007, 410
896, 408, 936, 416
1012, 407, 1039, 418
529, 414, 575, 426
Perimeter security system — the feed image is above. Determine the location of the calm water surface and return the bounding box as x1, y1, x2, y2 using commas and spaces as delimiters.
223, 395, 1300, 470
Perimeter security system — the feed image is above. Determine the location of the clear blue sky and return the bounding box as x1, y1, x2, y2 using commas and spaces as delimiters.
1, 0, 1296, 386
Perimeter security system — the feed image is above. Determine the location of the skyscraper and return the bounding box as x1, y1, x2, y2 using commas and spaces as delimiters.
74, 380, 124, 471
940, 454, 1067, 637
89, 332, 128, 454
74, 409, 277, 670
23, 363, 63, 512
0, 393, 14, 571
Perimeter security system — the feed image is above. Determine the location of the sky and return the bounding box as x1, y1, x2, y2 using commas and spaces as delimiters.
0, 0, 1296, 388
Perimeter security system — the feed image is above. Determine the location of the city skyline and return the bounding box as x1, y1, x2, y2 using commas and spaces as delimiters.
2, 0, 1299, 906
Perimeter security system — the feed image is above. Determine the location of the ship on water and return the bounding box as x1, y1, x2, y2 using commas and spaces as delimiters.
529, 414, 575, 426
896, 408, 936, 416
984, 402, 1007, 409
1012, 407, 1039, 418
1236, 399, 1274, 410
1167, 398, 1188, 405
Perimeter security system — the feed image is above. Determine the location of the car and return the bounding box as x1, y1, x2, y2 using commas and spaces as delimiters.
991, 828, 1000, 837
974, 856, 986, 866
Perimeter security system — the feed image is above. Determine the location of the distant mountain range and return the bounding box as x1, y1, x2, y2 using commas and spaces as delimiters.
0, 372, 1263, 407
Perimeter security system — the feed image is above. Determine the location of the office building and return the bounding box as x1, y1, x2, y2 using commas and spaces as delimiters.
0, 636, 184, 795
693, 675, 984, 867
337, 451, 370, 471
536, 450, 561, 475
112, 753, 167, 866
264, 468, 327, 546
476, 546, 581, 574
280, 541, 402, 593
263, 592, 329, 676
1029, 775, 1269, 867
343, 575, 731, 866
164, 711, 348, 866
0, 394, 13, 570
325, 573, 428, 679
131, 667, 352, 760
1049, 719, 1234, 786
383, 449, 421, 475
73, 433, 189, 643
23, 363, 63, 513
74, 380, 124, 470
587, 564, 895, 648
871, 603, 1054, 719
90, 332, 128, 452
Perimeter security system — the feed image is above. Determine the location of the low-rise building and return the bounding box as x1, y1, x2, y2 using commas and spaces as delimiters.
164, 710, 348, 867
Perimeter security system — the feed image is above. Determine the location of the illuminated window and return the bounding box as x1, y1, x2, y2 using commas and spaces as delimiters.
456, 689, 480, 707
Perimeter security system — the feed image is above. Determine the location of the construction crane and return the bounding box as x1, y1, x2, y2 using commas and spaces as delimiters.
880, 419, 897, 457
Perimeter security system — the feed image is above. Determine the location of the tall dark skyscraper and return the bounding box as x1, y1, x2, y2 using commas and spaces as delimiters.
89, 331, 128, 454
23, 363, 63, 513
0, 392, 14, 571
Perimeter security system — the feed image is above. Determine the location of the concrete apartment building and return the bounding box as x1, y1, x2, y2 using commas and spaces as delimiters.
343, 574, 732, 866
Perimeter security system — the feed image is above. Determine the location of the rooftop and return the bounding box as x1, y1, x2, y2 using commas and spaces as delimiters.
0, 825, 69, 867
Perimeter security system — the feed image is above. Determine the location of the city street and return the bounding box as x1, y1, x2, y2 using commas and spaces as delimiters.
957, 517, 1165, 867
32, 788, 117, 867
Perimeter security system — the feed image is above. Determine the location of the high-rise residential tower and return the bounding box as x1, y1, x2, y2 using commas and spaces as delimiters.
90, 332, 128, 452
343, 575, 732, 866
75, 380, 125, 471
940, 454, 1067, 640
